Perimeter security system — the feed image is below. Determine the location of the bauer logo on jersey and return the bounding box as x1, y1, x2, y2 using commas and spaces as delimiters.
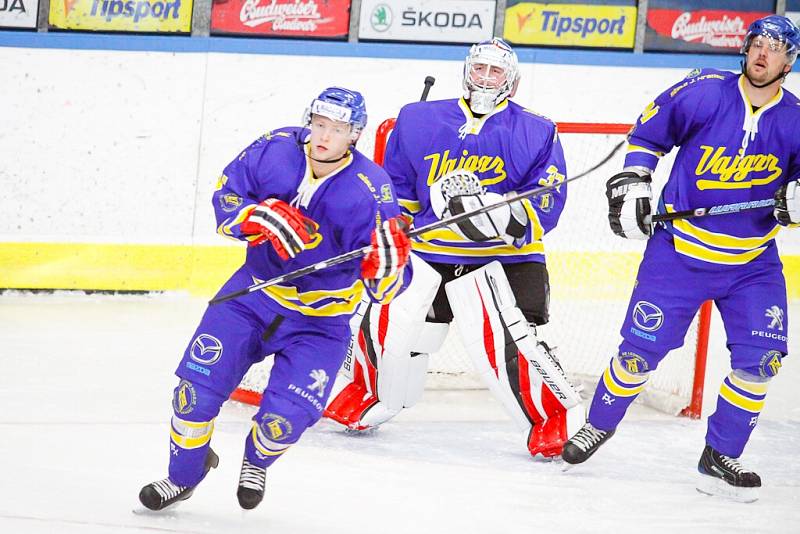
258, 413, 293, 442
632, 301, 664, 332
765, 305, 784, 331
190, 334, 224, 365
173, 380, 197, 415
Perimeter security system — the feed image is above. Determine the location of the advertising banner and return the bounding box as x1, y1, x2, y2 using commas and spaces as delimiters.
358, 0, 494, 43
0, 0, 38, 28
504, 0, 636, 49
645, 0, 774, 54
49, 0, 193, 32
210, 0, 350, 39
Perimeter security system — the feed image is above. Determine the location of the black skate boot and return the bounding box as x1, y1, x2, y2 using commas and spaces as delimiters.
561, 422, 615, 465
697, 445, 761, 503
139, 447, 219, 511
237, 456, 267, 510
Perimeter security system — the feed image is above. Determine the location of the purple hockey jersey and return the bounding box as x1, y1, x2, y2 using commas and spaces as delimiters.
625, 69, 800, 265
384, 98, 568, 265
213, 127, 408, 323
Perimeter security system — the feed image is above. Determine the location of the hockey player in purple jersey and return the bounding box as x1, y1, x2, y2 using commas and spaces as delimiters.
325, 38, 585, 458
562, 15, 800, 502
138, 87, 412, 511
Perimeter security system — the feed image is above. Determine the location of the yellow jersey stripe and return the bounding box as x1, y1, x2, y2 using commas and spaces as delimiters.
627, 144, 664, 157
673, 235, 766, 265
602, 366, 646, 397
728, 374, 769, 395
411, 240, 545, 257
666, 205, 779, 250
719, 382, 765, 413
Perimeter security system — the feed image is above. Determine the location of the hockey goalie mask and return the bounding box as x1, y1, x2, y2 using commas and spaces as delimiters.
303, 87, 368, 143
462, 38, 520, 115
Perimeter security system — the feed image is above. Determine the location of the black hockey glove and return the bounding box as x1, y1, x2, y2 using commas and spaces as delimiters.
606, 171, 653, 240
774, 180, 800, 226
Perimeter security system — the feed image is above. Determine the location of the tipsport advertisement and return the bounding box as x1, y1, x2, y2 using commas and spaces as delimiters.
503, 0, 637, 49
49, 0, 193, 32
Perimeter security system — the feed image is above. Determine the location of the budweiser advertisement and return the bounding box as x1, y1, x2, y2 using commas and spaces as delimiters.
210, 0, 351, 38
1, 0, 38, 28
645, 0, 774, 53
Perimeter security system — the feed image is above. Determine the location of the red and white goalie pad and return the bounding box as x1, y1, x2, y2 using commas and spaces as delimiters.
444, 261, 584, 458
325, 254, 444, 430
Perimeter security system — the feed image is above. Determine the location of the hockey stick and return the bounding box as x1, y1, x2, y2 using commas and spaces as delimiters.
210, 103, 626, 305
648, 198, 775, 224
420, 76, 435, 101
209, 166, 613, 305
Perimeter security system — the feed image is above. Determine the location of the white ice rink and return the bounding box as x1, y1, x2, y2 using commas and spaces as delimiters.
1, 292, 798, 534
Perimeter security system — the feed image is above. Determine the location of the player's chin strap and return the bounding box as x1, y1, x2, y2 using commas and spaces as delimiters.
740, 59, 789, 88
293, 128, 354, 164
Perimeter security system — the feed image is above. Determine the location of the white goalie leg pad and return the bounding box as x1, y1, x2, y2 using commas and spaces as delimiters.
368, 254, 443, 411
445, 261, 582, 432
325, 254, 442, 429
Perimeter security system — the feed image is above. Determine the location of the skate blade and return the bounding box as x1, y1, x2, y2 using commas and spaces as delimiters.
132, 504, 183, 516
695, 472, 759, 503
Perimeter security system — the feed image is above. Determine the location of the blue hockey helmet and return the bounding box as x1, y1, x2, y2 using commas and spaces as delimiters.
303, 87, 368, 140
741, 15, 800, 66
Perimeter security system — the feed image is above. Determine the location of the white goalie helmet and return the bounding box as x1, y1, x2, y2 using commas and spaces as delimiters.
462, 38, 520, 114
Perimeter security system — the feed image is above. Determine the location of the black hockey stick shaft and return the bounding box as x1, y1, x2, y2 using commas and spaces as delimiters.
420, 76, 435, 102
648, 198, 775, 223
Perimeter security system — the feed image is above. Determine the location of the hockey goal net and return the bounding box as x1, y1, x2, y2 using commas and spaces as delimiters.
232, 120, 712, 418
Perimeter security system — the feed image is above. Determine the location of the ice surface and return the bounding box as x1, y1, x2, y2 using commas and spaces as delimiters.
0, 293, 797, 534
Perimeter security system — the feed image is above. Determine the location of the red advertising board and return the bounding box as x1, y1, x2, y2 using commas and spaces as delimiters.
211, 0, 351, 38
646, 9, 772, 52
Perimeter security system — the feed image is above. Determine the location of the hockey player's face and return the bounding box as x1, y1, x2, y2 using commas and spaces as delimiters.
746, 36, 791, 83
309, 115, 352, 160
469, 63, 507, 89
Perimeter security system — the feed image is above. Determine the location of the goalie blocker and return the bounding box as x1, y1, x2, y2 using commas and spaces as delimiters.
325, 259, 584, 458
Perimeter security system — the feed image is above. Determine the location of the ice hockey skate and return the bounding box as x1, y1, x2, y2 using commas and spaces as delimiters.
138, 448, 219, 511
237, 456, 267, 510
696, 445, 761, 503
561, 422, 615, 465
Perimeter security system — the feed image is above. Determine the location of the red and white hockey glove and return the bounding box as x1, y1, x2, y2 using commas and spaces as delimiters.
240, 199, 317, 260
360, 216, 411, 280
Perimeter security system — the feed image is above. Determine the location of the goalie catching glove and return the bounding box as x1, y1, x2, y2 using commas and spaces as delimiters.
361, 216, 411, 280
606, 169, 654, 240
430, 169, 528, 245
241, 198, 317, 260
774, 180, 800, 226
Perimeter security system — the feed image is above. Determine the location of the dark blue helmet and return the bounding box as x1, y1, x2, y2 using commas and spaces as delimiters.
741, 15, 800, 65
304, 87, 368, 138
